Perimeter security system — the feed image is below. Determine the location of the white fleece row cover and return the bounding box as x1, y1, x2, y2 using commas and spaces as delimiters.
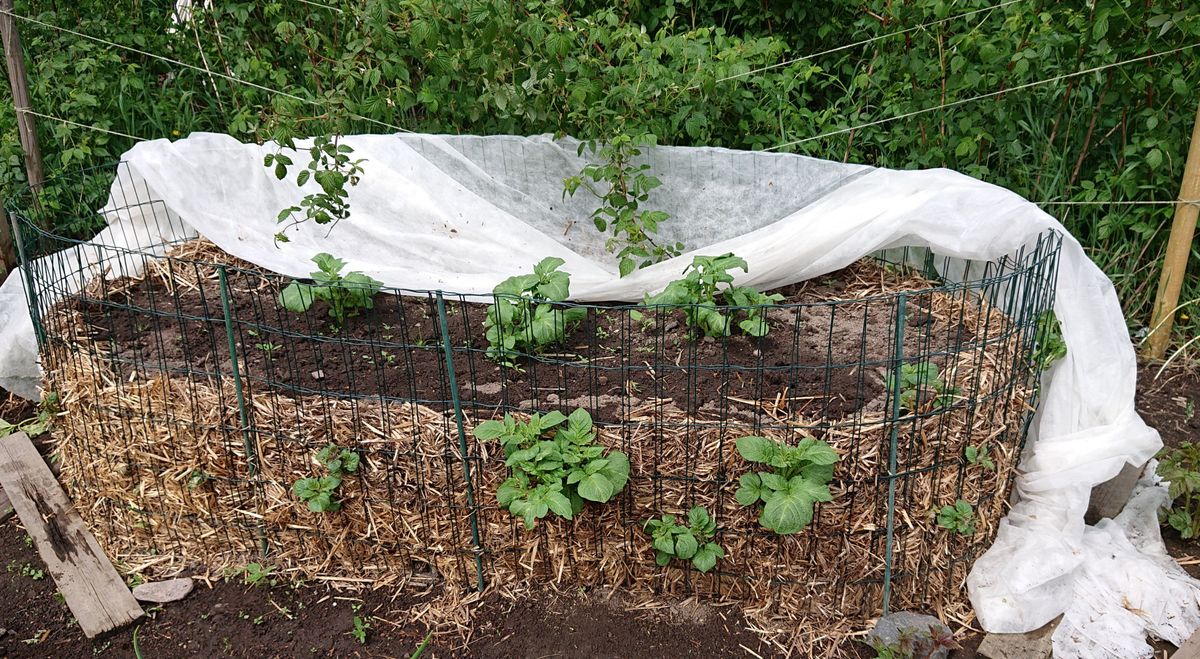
0, 133, 1194, 656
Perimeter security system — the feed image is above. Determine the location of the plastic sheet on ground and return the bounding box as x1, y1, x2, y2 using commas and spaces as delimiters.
0, 133, 1193, 656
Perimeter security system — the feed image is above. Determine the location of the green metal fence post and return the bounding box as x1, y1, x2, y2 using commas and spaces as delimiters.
9, 211, 45, 347
435, 291, 487, 592
882, 292, 907, 615
217, 266, 267, 555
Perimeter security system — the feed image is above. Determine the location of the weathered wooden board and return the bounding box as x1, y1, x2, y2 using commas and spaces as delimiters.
0, 483, 13, 523
1176, 626, 1200, 659
0, 432, 143, 637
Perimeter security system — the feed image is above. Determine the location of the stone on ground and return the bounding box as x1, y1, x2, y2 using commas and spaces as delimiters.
864, 611, 957, 659
132, 577, 194, 603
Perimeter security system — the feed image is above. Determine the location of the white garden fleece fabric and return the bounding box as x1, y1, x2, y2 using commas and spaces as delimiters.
0, 133, 1195, 656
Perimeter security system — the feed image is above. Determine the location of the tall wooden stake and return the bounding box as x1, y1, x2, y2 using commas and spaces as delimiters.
0, 0, 40, 277
0, 0, 42, 193
1144, 99, 1200, 361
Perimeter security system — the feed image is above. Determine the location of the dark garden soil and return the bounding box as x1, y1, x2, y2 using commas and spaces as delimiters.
1137, 363, 1200, 582
67, 260, 955, 422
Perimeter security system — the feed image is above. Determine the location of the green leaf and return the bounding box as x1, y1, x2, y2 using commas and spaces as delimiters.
692, 543, 723, 573
736, 436, 776, 464
759, 477, 831, 535
735, 473, 765, 506
577, 472, 615, 502
546, 491, 574, 519
279, 282, 315, 313
599, 450, 630, 493
497, 478, 525, 508
474, 420, 506, 440
674, 531, 698, 559
653, 532, 676, 555
794, 438, 839, 466
758, 472, 786, 491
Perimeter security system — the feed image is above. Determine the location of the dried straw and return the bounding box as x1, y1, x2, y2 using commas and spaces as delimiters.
44, 240, 1033, 656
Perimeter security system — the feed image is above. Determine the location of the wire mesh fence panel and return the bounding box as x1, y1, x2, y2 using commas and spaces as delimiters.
7, 164, 1061, 629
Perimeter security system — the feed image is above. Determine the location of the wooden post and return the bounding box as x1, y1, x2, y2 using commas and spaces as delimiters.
0, 0, 43, 194
0, 207, 14, 279
1145, 100, 1200, 361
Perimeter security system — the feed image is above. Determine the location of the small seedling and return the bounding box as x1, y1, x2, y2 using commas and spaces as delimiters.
936, 499, 976, 535
255, 342, 283, 360
886, 361, 958, 412
187, 469, 210, 490
644, 253, 782, 338
8, 561, 45, 581
292, 444, 361, 512
239, 562, 277, 587
644, 506, 725, 572
1157, 442, 1200, 539
474, 408, 629, 529
484, 257, 586, 368
734, 435, 839, 535
350, 604, 371, 644
964, 444, 995, 470
279, 253, 383, 328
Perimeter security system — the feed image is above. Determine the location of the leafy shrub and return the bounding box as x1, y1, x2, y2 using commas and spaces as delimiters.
645, 253, 783, 338
474, 408, 628, 529
278, 253, 383, 328
1157, 442, 1200, 539
644, 506, 725, 573
886, 361, 957, 412
564, 132, 683, 276
266, 135, 366, 244
484, 257, 585, 368
935, 499, 975, 536
292, 444, 361, 513
734, 435, 838, 535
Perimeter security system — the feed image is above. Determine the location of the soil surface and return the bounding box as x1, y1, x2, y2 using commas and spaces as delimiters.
66, 259, 958, 422
1137, 363, 1200, 583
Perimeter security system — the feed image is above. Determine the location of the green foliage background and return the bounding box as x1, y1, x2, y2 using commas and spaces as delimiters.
1, 0, 1197, 337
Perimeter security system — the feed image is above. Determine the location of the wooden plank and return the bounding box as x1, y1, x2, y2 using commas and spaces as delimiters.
0, 432, 143, 637
0, 483, 12, 523
1174, 625, 1200, 659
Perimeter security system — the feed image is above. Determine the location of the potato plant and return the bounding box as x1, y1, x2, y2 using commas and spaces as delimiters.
644, 253, 783, 338
474, 408, 629, 529
484, 257, 585, 368
936, 500, 976, 536
886, 361, 958, 412
279, 253, 383, 328
735, 435, 838, 535
1157, 442, 1200, 539
644, 506, 725, 573
292, 444, 361, 513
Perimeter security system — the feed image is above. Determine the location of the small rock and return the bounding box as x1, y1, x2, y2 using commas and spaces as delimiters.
598, 375, 608, 386
311, 370, 325, 381
475, 382, 503, 396
133, 577, 194, 603
865, 612, 957, 659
